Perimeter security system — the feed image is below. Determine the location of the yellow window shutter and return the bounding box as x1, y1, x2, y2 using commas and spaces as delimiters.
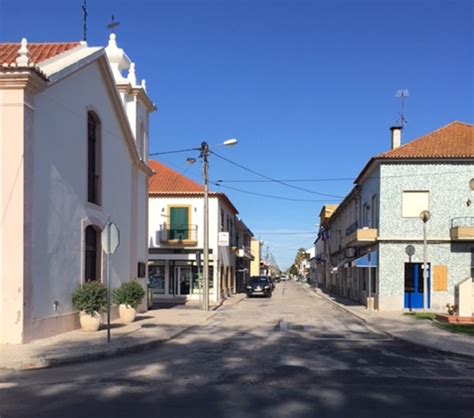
433, 265, 448, 292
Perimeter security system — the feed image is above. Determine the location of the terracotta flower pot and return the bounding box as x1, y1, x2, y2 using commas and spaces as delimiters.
119, 304, 137, 323
79, 311, 101, 331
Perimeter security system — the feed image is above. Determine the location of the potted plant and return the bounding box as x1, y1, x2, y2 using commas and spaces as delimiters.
113, 281, 145, 323
72, 281, 107, 331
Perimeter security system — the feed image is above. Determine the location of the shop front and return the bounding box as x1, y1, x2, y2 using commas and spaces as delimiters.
148, 258, 215, 302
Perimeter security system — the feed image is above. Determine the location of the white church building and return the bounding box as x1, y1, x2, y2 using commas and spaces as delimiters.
0, 34, 155, 343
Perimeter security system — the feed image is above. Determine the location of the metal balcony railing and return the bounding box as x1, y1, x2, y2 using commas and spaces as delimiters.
345, 221, 358, 237
159, 225, 198, 242
451, 217, 474, 228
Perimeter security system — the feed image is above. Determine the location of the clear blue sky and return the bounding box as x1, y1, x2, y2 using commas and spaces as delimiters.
1, 0, 473, 269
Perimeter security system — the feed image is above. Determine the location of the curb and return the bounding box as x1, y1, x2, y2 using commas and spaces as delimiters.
10, 324, 199, 372
307, 285, 474, 360
6, 293, 248, 372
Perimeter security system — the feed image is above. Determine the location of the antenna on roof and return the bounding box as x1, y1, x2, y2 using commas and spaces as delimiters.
395, 89, 409, 128
107, 15, 120, 32
81, 0, 88, 42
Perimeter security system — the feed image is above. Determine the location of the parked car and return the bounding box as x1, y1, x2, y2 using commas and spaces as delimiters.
268, 276, 276, 290
280, 275, 288, 281
246, 276, 272, 298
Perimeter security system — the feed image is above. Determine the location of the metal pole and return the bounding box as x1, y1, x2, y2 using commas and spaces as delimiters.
202, 142, 210, 311
106, 223, 111, 343
423, 221, 427, 312
367, 251, 372, 313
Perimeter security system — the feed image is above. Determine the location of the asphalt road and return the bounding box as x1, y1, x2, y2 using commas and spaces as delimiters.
1, 281, 473, 418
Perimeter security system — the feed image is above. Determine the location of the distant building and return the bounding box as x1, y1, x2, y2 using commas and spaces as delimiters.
250, 239, 261, 276
235, 218, 254, 291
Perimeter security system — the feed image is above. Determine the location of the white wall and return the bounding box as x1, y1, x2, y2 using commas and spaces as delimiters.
31, 61, 146, 319
148, 194, 237, 299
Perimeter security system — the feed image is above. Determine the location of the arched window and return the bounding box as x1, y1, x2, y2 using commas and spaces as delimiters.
87, 111, 101, 204
84, 225, 101, 282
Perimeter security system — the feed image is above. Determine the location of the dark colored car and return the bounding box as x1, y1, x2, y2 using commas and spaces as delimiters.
268, 276, 276, 290
246, 276, 272, 298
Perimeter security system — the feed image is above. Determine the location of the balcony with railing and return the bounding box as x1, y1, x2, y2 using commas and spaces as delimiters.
236, 246, 254, 260
450, 217, 474, 241
344, 221, 378, 247
158, 224, 198, 246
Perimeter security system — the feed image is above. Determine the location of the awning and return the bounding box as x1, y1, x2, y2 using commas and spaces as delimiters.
354, 251, 378, 268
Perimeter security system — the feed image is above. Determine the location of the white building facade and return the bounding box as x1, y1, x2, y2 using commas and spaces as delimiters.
0, 35, 155, 343
148, 161, 240, 303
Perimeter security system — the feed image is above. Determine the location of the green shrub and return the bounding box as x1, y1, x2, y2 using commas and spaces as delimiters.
113, 281, 145, 309
72, 281, 107, 315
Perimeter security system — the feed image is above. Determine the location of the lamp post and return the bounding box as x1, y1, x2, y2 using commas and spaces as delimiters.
420, 210, 431, 312
200, 142, 210, 311
199, 139, 237, 311
150, 138, 237, 312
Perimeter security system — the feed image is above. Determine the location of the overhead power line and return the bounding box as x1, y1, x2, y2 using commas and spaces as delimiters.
214, 177, 354, 183
254, 231, 317, 235
213, 183, 338, 202
149, 147, 199, 156
211, 151, 344, 198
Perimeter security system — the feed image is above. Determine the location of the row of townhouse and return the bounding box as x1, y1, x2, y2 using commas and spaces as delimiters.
146, 160, 256, 304
315, 122, 474, 312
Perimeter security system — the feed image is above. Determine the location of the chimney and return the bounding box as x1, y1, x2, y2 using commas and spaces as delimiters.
390, 126, 402, 150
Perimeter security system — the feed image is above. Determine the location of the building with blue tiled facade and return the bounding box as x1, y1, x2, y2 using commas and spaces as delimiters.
316, 121, 474, 312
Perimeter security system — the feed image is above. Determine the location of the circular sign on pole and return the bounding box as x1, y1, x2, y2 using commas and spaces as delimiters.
102, 222, 120, 254
419, 210, 431, 224
405, 245, 415, 257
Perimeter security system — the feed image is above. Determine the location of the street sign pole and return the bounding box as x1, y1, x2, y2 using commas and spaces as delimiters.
101, 220, 120, 344
368, 251, 372, 313
106, 224, 111, 343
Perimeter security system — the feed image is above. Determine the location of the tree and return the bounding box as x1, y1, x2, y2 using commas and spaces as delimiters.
289, 264, 298, 276
294, 247, 309, 265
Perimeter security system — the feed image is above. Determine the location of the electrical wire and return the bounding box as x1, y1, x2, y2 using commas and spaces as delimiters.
215, 178, 354, 183
149, 147, 199, 156
210, 151, 344, 198
212, 182, 338, 202
254, 231, 317, 235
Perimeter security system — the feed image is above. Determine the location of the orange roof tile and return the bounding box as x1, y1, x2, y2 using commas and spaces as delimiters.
148, 160, 204, 193
0, 42, 81, 65
355, 121, 474, 184
379, 121, 474, 159
148, 160, 239, 214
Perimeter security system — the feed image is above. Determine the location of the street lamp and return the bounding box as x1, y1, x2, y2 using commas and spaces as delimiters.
420, 210, 431, 312
197, 139, 238, 311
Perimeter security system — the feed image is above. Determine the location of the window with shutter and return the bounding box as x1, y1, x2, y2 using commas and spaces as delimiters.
169, 207, 189, 240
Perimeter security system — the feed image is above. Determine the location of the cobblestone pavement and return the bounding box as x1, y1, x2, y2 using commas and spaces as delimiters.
1, 281, 473, 418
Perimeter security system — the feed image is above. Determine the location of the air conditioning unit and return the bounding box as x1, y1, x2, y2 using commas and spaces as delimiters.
236, 248, 245, 257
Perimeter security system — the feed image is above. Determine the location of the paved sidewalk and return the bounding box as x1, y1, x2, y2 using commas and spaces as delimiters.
304, 284, 473, 359
0, 293, 247, 371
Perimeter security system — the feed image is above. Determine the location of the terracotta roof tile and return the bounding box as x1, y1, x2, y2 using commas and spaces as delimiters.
0, 42, 81, 65
148, 160, 239, 214
148, 160, 204, 193
379, 121, 474, 159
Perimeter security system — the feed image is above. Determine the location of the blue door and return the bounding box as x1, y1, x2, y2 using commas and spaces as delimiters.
404, 263, 430, 309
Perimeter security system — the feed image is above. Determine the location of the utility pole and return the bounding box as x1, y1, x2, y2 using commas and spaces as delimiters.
201, 142, 210, 311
